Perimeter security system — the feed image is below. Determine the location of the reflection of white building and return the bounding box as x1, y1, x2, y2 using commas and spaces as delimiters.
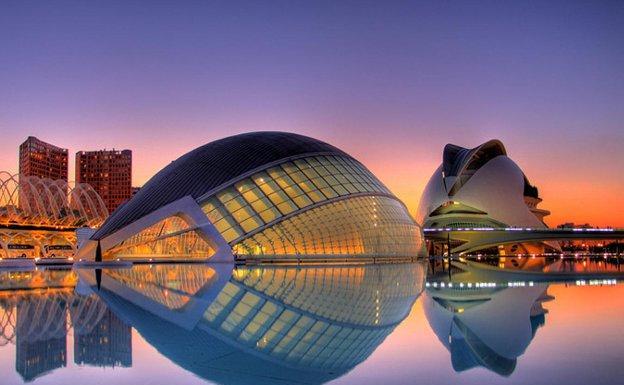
417, 140, 555, 255
424, 285, 552, 376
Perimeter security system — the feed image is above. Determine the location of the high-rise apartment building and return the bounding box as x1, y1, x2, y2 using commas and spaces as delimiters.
75, 149, 132, 213
19, 136, 68, 181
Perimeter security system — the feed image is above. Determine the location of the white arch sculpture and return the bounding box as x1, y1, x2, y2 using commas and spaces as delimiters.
0, 173, 109, 228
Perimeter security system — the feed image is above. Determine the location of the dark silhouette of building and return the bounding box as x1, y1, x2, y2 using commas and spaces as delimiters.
75, 149, 132, 213
19, 136, 68, 181
74, 308, 132, 368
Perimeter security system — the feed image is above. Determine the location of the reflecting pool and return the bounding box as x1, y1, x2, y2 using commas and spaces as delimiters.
1, 263, 623, 385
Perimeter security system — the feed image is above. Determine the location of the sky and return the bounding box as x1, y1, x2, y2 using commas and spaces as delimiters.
0, 0, 623, 226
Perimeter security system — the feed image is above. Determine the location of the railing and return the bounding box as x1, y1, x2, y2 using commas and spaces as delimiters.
424, 227, 621, 232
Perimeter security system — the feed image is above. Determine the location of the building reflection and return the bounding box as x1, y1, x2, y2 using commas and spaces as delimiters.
79, 262, 426, 385
72, 298, 132, 368
424, 282, 552, 376
15, 292, 68, 382
0, 269, 132, 382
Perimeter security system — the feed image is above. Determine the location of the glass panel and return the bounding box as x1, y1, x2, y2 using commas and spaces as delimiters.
200, 155, 395, 246
217, 188, 238, 203
202, 198, 226, 222
242, 187, 264, 203
251, 171, 271, 186
250, 196, 271, 213
106, 216, 215, 259
258, 207, 281, 223
223, 195, 247, 213
240, 215, 263, 233
233, 204, 257, 222
293, 195, 313, 208
277, 201, 298, 215
267, 167, 287, 180
214, 216, 237, 233
280, 162, 299, 174
333, 184, 349, 196
305, 189, 325, 203
283, 185, 305, 199
320, 187, 338, 199
267, 190, 290, 206
235, 179, 257, 193
233, 196, 422, 258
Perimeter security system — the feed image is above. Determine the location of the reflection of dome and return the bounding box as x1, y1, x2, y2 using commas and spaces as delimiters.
423, 285, 552, 376
79, 132, 424, 262
80, 263, 426, 385
417, 140, 554, 254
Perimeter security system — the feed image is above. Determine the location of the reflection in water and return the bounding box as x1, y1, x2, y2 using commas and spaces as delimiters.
0, 270, 132, 382
424, 283, 552, 376
72, 296, 132, 368
2, 264, 624, 385
79, 263, 426, 385
15, 291, 69, 382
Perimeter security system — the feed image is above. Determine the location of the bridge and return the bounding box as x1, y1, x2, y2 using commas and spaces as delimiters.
424, 227, 624, 254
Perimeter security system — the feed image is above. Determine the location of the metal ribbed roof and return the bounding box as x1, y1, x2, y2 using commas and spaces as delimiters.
92, 132, 348, 239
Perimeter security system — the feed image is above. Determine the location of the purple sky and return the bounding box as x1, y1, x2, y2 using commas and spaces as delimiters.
1, 0, 623, 225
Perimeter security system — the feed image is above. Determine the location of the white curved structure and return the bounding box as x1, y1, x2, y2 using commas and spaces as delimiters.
417, 140, 555, 254
0, 172, 108, 228
0, 173, 109, 259
424, 284, 552, 376
79, 132, 425, 262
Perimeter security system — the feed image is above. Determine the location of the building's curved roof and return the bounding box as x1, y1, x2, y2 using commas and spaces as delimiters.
443, 140, 507, 196
443, 139, 507, 179
92, 132, 348, 240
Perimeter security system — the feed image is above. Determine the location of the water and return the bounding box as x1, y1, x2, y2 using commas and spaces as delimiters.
1, 263, 623, 385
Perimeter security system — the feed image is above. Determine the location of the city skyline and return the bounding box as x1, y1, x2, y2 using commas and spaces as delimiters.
1, 3, 624, 384
1, 1, 622, 228
2, 131, 621, 228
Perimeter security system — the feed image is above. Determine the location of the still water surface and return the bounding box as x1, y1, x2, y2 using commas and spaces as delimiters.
1, 263, 623, 385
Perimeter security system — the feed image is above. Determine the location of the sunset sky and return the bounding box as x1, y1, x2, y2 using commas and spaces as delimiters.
1, 1, 622, 227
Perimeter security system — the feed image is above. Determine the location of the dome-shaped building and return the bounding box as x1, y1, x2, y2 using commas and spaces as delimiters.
79, 132, 424, 262
417, 140, 554, 255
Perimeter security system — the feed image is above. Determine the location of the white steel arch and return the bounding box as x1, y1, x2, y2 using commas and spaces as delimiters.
0, 173, 109, 228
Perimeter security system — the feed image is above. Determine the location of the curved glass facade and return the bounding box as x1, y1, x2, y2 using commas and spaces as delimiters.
198, 155, 421, 258
234, 196, 421, 257
89, 134, 424, 261
200, 155, 391, 242
108, 216, 215, 259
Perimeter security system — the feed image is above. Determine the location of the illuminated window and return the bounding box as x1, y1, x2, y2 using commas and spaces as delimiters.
199, 155, 399, 250
106, 216, 215, 258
